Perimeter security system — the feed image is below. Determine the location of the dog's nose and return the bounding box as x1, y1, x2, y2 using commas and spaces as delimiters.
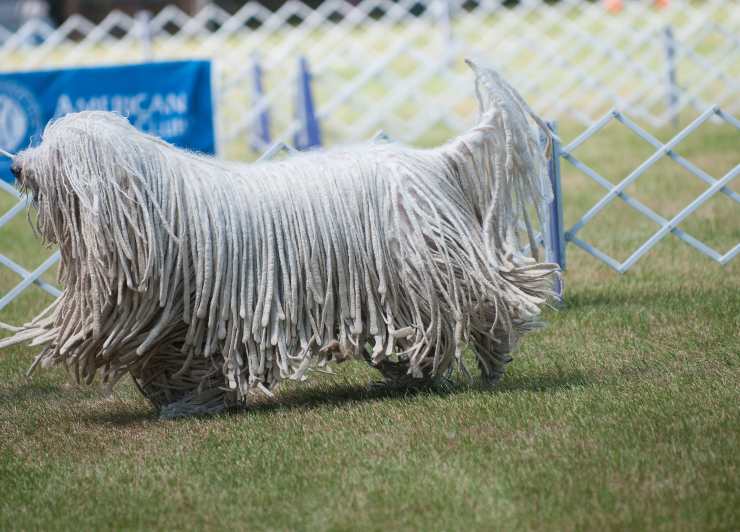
10, 161, 21, 180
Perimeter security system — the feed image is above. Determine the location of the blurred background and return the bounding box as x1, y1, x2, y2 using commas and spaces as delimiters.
0, 0, 736, 159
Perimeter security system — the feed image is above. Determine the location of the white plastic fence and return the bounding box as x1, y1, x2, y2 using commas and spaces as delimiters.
549, 106, 739, 274
0, 0, 737, 157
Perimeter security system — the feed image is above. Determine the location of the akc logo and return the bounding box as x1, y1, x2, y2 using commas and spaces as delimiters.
0, 82, 41, 153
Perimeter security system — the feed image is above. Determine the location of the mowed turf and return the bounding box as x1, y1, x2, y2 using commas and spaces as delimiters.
0, 122, 738, 531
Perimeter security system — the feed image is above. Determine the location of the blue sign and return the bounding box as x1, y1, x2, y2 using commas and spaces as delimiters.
0, 60, 216, 182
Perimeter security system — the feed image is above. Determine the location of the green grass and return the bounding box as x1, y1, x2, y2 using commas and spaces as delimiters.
0, 122, 738, 531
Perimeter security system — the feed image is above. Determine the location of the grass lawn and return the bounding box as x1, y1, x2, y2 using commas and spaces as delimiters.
0, 121, 738, 531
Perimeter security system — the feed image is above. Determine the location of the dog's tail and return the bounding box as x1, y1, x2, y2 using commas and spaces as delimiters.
452, 59, 555, 267
466, 59, 553, 159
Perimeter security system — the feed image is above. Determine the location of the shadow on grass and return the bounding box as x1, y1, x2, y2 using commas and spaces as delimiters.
80, 368, 591, 426
563, 288, 669, 310
0, 380, 91, 403
81, 405, 159, 426
495, 370, 590, 393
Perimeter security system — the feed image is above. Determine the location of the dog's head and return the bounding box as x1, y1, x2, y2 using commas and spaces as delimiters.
12, 111, 165, 245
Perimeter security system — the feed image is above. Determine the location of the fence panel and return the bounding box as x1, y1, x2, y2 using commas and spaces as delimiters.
555, 106, 739, 273
0, 179, 61, 313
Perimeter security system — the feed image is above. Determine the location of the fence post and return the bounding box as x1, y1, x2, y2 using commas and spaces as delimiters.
250, 54, 271, 152
294, 56, 322, 150
664, 25, 679, 128
437, 0, 454, 47
136, 10, 153, 61
546, 122, 565, 300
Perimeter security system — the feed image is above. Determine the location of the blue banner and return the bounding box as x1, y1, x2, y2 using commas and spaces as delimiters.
0, 60, 216, 182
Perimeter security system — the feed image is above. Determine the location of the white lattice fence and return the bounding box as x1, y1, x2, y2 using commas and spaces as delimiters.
550, 106, 739, 273
1, 0, 737, 158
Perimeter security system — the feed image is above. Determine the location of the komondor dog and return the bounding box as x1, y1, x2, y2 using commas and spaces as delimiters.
0, 61, 558, 418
